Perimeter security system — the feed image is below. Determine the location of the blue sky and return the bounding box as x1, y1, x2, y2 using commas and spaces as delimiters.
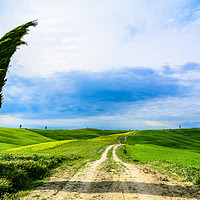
1, 0, 200, 129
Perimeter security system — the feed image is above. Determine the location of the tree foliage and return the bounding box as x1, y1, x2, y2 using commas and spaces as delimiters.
0, 20, 37, 108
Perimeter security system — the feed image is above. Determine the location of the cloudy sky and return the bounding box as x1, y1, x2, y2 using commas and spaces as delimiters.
1, 0, 200, 129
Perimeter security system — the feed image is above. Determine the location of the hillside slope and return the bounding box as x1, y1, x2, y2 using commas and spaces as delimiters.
0, 128, 128, 151
125, 128, 200, 153
0, 127, 55, 150
119, 128, 200, 184
29, 128, 128, 141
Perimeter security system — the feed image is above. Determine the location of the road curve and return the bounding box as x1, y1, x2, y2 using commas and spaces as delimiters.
21, 144, 198, 200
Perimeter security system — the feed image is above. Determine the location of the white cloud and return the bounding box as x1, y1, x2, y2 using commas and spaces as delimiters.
0, 114, 22, 126
144, 120, 171, 127
1, 94, 200, 129
0, 114, 161, 129
1, 1, 200, 130
1, 0, 200, 77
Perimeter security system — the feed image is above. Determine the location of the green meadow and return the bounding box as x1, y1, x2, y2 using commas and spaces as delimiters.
29, 128, 128, 141
0, 127, 55, 150
118, 128, 200, 184
0, 127, 130, 199
0, 127, 127, 151
0, 127, 200, 199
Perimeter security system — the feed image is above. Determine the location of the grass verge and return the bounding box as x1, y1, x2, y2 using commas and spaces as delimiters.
117, 129, 200, 185
0, 130, 131, 199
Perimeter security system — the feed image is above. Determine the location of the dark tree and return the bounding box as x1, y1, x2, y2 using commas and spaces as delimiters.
0, 20, 37, 108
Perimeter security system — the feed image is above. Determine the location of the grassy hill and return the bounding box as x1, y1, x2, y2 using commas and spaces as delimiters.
29, 128, 128, 141
0, 127, 128, 151
0, 127, 130, 199
1, 127, 199, 198
7, 132, 129, 156
118, 128, 200, 184
0, 127, 55, 150
125, 128, 200, 153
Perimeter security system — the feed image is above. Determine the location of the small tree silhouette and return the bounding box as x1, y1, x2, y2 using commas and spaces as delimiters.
0, 20, 37, 108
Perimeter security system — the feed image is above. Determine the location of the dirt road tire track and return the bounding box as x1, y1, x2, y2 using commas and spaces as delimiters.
21, 144, 199, 200
21, 145, 114, 200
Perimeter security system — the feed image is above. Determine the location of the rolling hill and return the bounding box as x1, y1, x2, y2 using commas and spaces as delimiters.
0, 127, 128, 151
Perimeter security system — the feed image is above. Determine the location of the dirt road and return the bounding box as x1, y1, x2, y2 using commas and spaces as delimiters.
21, 145, 199, 200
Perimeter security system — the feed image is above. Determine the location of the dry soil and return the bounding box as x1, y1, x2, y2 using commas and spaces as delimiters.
20, 144, 200, 200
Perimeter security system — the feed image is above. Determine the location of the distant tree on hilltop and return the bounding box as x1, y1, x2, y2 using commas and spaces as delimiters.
0, 20, 37, 108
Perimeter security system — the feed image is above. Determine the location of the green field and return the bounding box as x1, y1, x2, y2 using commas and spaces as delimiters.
0, 127, 55, 150
0, 127, 127, 151
0, 127, 130, 199
1, 127, 200, 199
118, 128, 200, 184
125, 129, 200, 153
29, 128, 128, 141
7, 132, 129, 159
